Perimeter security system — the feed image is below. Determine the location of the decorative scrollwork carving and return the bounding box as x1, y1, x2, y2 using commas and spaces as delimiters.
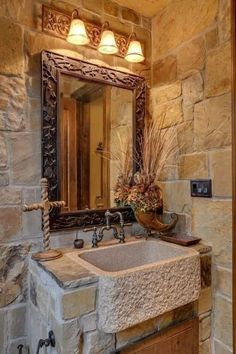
42, 6, 71, 38
42, 50, 146, 231
116, 36, 129, 56
86, 23, 102, 47
51, 209, 135, 230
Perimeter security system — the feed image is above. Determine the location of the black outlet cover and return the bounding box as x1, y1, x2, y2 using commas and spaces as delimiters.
190, 179, 212, 198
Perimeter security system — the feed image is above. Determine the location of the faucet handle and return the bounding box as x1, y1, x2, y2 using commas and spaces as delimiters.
83, 227, 97, 232
83, 227, 98, 248
117, 222, 132, 244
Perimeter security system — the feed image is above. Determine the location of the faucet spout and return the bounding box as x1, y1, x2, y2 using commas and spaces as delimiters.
85, 210, 130, 247
104, 210, 126, 243
98, 224, 118, 240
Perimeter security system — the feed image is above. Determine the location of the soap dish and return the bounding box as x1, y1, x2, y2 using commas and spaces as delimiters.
160, 233, 201, 246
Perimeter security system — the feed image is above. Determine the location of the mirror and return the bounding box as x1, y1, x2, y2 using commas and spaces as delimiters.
60, 75, 133, 211
42, 50, 146, 230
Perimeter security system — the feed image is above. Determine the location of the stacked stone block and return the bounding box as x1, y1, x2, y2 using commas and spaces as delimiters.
0, 1, 151, 352
151, 0, 232, 352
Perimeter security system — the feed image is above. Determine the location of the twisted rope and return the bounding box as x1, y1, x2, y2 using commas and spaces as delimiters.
22, 178, 65, 252
49, 201, 65, 210
23, 203, 44, 212
41, 178, 50, 251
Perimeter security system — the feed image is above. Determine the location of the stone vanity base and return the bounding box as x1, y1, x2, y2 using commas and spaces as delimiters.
27, 241, 212, 354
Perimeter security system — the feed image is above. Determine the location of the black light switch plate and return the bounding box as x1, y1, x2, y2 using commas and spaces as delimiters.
190, 179, 212, 198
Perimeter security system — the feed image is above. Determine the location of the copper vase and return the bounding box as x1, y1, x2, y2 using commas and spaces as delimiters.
135, 210, 178, 234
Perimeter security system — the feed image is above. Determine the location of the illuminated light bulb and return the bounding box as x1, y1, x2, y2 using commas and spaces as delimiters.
125, 38, 144, 63
98, 25, 118, 54
67, 11, 89, 46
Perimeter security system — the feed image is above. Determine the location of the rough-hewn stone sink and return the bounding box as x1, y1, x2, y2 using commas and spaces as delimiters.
67, 240, 200, 333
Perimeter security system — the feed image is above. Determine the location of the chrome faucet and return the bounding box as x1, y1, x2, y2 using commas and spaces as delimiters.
83, 210, 131, 247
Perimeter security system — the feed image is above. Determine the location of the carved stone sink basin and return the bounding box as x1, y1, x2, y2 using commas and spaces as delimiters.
68, 240, 200, 333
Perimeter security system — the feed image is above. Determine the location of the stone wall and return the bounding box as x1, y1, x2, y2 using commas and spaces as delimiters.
0, 0, 232, 352
0, 1, 151, 353
151, 0, 232, 353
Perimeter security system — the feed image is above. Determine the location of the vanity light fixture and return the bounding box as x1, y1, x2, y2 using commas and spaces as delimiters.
98, 22, 118, 55
66, 9, 90, 45
125, 33, 145, 63
42, 6, 145, 63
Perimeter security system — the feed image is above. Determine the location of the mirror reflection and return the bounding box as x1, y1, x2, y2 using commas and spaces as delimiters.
59, 74, 133, 212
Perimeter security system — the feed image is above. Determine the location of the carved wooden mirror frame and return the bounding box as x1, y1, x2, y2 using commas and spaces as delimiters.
41, 50, 146, 231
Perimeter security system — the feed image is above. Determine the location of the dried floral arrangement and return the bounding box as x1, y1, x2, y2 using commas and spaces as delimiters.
112, 116, 178, 213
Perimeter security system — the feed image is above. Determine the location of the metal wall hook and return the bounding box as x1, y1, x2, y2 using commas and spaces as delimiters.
17, 344, 24, 354
46, 330, 56, 347
36, 331, 56, 354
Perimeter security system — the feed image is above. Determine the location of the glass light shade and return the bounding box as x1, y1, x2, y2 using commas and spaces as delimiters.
98, 30, 118, 54
125, 40, 145, 63
67, 18, 90, 45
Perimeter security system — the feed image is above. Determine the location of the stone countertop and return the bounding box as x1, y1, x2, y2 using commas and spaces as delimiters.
37, 251, 98, 289
189, 241, 212, 255
37, 236, 212, 290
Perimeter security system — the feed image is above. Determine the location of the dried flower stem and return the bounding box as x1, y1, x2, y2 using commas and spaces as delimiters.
103, 113, 180, 211
136, 115, 179, 183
